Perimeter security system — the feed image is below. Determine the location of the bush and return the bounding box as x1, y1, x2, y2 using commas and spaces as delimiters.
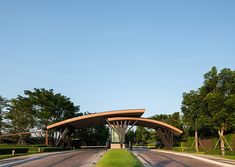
0, 148, 29, 154
40, 147, 69, 152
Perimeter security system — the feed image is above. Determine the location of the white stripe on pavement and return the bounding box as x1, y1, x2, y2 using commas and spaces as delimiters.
153, 150, 234, 167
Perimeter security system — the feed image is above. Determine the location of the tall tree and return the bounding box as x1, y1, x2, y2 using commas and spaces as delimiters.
6, 88, 80, 132
0, 95, 8, 134
181, 90, 206, 152
201, 67, 235, 156
150, 112, 183, 147
24, 88, 80, 129
135, 126, 152, 145
151, 112, 182, 129
6, 96, 35, 133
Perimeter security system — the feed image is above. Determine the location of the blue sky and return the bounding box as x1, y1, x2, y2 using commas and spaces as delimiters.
1, 1, 235, 117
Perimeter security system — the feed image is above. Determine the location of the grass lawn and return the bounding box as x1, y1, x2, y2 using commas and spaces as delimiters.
96, 149, 143, 167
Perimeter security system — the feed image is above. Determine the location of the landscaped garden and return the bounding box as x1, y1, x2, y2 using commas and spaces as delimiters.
96, 149, 143, 167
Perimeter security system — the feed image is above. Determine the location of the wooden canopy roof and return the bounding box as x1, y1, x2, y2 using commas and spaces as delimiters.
108, 117, 183, 135
47, 109, 183, 135
47, 109, 144, 129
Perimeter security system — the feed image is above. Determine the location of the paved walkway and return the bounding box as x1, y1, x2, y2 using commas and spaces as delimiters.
0, 149, 104, 167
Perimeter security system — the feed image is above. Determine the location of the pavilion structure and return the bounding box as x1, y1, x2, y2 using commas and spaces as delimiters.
46, 109, 183, 149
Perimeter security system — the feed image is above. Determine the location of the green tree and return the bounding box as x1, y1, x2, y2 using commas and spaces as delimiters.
135, 126, 150, 145
6, 88, 80, 132
151, 112, 182, 129
201, 67, 235, 156
150, 112, 183, 147
72, 112, 109, 146
6, 96, 35, 133
125, 130, 136, 144
0, 95, 8, 134
181, 90, 207, 152
24, 88, 80, 129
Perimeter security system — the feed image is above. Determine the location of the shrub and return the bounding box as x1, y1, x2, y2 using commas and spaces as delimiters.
40, 147, 69, 152
0, 148, 29, 154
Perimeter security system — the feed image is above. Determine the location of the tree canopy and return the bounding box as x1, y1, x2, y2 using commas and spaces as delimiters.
0, 95, 8, 134
181, 67, 235, 155
6, 88, 80, 132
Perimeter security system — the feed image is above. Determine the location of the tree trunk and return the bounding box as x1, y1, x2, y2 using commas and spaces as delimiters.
218, 128, 225, 156
195, 130, 199, 152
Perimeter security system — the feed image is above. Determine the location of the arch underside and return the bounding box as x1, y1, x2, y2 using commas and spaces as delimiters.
46, 109, 183, 149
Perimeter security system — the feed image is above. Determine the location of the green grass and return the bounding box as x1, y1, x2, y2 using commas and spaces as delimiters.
96, 149, 143, 167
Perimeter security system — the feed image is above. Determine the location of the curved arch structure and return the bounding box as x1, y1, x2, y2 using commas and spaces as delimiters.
107, 117, 182, 135
46, 109, 183, 149
47, 109, 145, 129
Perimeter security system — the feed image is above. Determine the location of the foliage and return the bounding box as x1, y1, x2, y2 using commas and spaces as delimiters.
5, 96, 35, 133
150, 112, 183, 147
135, 126, 151, 145
96, 149, 143, 167
201, 67, 235, 132
151, 112, 182, 129
181, 91, 207, 132
0, 148, 29, 154
24, 88, 80, 128
125, 130, 136, 144
74, 124, 109, 146
180, 67, 235, 155
40, 147, 70, 152
0, 95, 8, 134
5, 88, 80, 132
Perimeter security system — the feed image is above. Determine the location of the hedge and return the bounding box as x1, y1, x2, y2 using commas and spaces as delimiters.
0, 148, 29, 154
40, 147, 69, 152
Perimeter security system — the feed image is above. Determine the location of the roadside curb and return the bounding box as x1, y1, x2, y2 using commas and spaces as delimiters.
90, 150, 106, 167
132, 151, 151, 167
151, 149, 235, 167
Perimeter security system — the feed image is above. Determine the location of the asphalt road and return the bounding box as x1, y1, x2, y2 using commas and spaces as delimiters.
0, 149, 103, 167
137, 150, 227, 167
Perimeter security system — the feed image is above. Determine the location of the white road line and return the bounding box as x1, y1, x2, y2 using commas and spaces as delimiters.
0, 150, 83, 167
153, 150, 234, 167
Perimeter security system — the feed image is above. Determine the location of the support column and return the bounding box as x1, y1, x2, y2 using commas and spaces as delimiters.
157, 128, 173, 149
107, 120, 135, 149
45, 130, 49, 146
55, 127, 72, 148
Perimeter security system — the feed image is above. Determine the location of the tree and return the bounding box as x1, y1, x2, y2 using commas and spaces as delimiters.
24, 88, 80, 129
74, 124, 109, 146
0, 95, 8, 134
125, 130, 136, 144
151, 112, 182, 129
181, 90, 207, 152
150, 112, 183, 147
6, 96, 35, 133
201, 67, 235, 156
6, 88, 80, 132
135, 126, 150, 145
71, 112, 109, 147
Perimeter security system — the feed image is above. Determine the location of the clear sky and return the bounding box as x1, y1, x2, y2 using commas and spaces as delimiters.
1, 1, 235, 117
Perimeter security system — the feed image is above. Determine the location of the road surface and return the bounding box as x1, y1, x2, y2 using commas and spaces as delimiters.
136, 149, 235, 167
0, 149, 103, 167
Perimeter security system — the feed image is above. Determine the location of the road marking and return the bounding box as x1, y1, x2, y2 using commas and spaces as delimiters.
0, 150, 83, 167
153, 150, 234, 167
